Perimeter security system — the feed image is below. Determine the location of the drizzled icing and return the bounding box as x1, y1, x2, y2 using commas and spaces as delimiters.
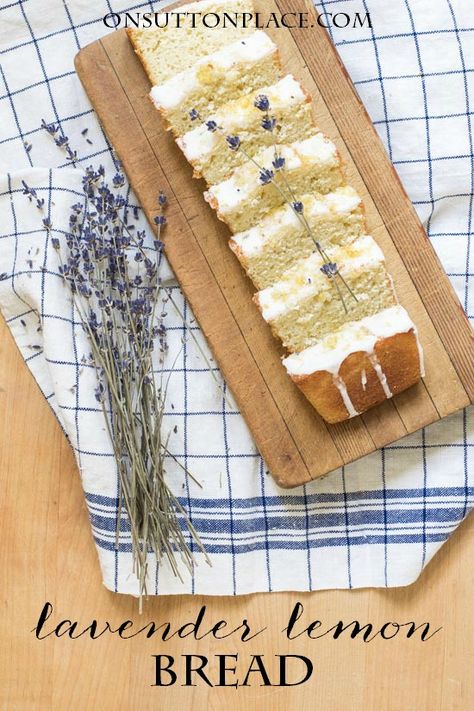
178, 74, 307, 162
413, 325, 425, 377
205, 132, 338, 215
232, 186, 362, 258
284, 305, 419, 376
283, 305, 424, 420
369, 352, 392, 399
333, 374, 359, 418
150, 31, 277, 110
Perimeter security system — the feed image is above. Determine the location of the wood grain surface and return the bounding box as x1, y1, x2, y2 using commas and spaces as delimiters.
73, 0, 474, 488
2, 2, 474, 708
1, 317, 473, 709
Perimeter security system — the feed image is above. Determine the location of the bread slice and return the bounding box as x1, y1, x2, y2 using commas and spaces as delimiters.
130, 13, 424, 425
204, 133, 344, 233
283, 306, 424, 423
177, 74, 317, 185
230, 186, 365, 289
128, 0, 256, 85
150, 30, 281, 136
254, 235, 397, 352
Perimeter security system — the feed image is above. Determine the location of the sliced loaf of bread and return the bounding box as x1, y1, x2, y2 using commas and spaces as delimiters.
283, 306, 424, 422
128, 0, 256, 85
204, 133, 344, 233
177, 75, 316, 185
254, 235, 397, 352
130, 19, 424, 425
150, 31, 280, 136
230, 186, 365, 289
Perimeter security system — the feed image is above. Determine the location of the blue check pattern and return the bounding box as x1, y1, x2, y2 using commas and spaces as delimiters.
0, 0, 473, 595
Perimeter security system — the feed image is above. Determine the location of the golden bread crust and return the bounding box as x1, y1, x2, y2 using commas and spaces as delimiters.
228, 239, 249, 271
127, 29, 156, 85
291, 330, 421, 424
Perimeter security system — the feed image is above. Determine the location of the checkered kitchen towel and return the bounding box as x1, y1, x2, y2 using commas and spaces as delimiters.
0, 0, 473, 595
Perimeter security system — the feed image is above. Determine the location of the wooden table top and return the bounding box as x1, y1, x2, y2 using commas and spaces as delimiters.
1, 311, 474, 710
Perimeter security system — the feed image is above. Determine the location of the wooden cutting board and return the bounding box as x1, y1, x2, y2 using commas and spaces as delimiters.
74, 0, 474, 488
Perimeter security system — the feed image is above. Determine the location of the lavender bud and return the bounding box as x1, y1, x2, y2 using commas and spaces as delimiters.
154, 215, 166, 226
293, 201, 304, 213
21, 181, 37, 199
158, 192, 167, 206
272, 155, 285, 170
259, 168, 274, 185
254, 94, 270, 111
261, 116, 276, 131
41, 119, 58, 135
206, 120, 217, 132
226, 135, 241, 151
189, 108, 200, 121
320, 262, 338, 277
51, 237, 60, 251
78, 283, 92, 298
94, 385, 105, 403
113, 173, 125, 188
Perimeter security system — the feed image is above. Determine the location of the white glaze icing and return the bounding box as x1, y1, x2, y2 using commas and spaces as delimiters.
333, 375, 359, 418
232, 186, 361, 257
322, 188, 361, 215
150, 31, 277, 110
178, 75, 307, 162
283, 305, 418, 376
178, 123, 217, 160
233, 208, 300, 256
205, 132, 338, 213
369, 352, 392, 399
413, 325, 425, 377
258, 234, 383, 322
296, 133, 338, 164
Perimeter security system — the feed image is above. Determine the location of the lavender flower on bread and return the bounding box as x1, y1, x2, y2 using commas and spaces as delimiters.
190, 101, 357, 312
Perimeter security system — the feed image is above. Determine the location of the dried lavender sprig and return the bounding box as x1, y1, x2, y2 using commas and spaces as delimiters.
35, 125, 217, 595
41, 119, 77, 164
166, 290, 234, 409
190, 106, 357, 310
317, 242, 359, 306
36, 167, 210, 602
73, 238, 209, 591
21, 180, 45, 211
228, 144, 355, 311
191, 108, 309, 234
253, 96, 358, 312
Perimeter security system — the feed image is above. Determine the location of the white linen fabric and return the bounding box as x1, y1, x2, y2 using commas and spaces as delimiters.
0, 0, 472, 595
